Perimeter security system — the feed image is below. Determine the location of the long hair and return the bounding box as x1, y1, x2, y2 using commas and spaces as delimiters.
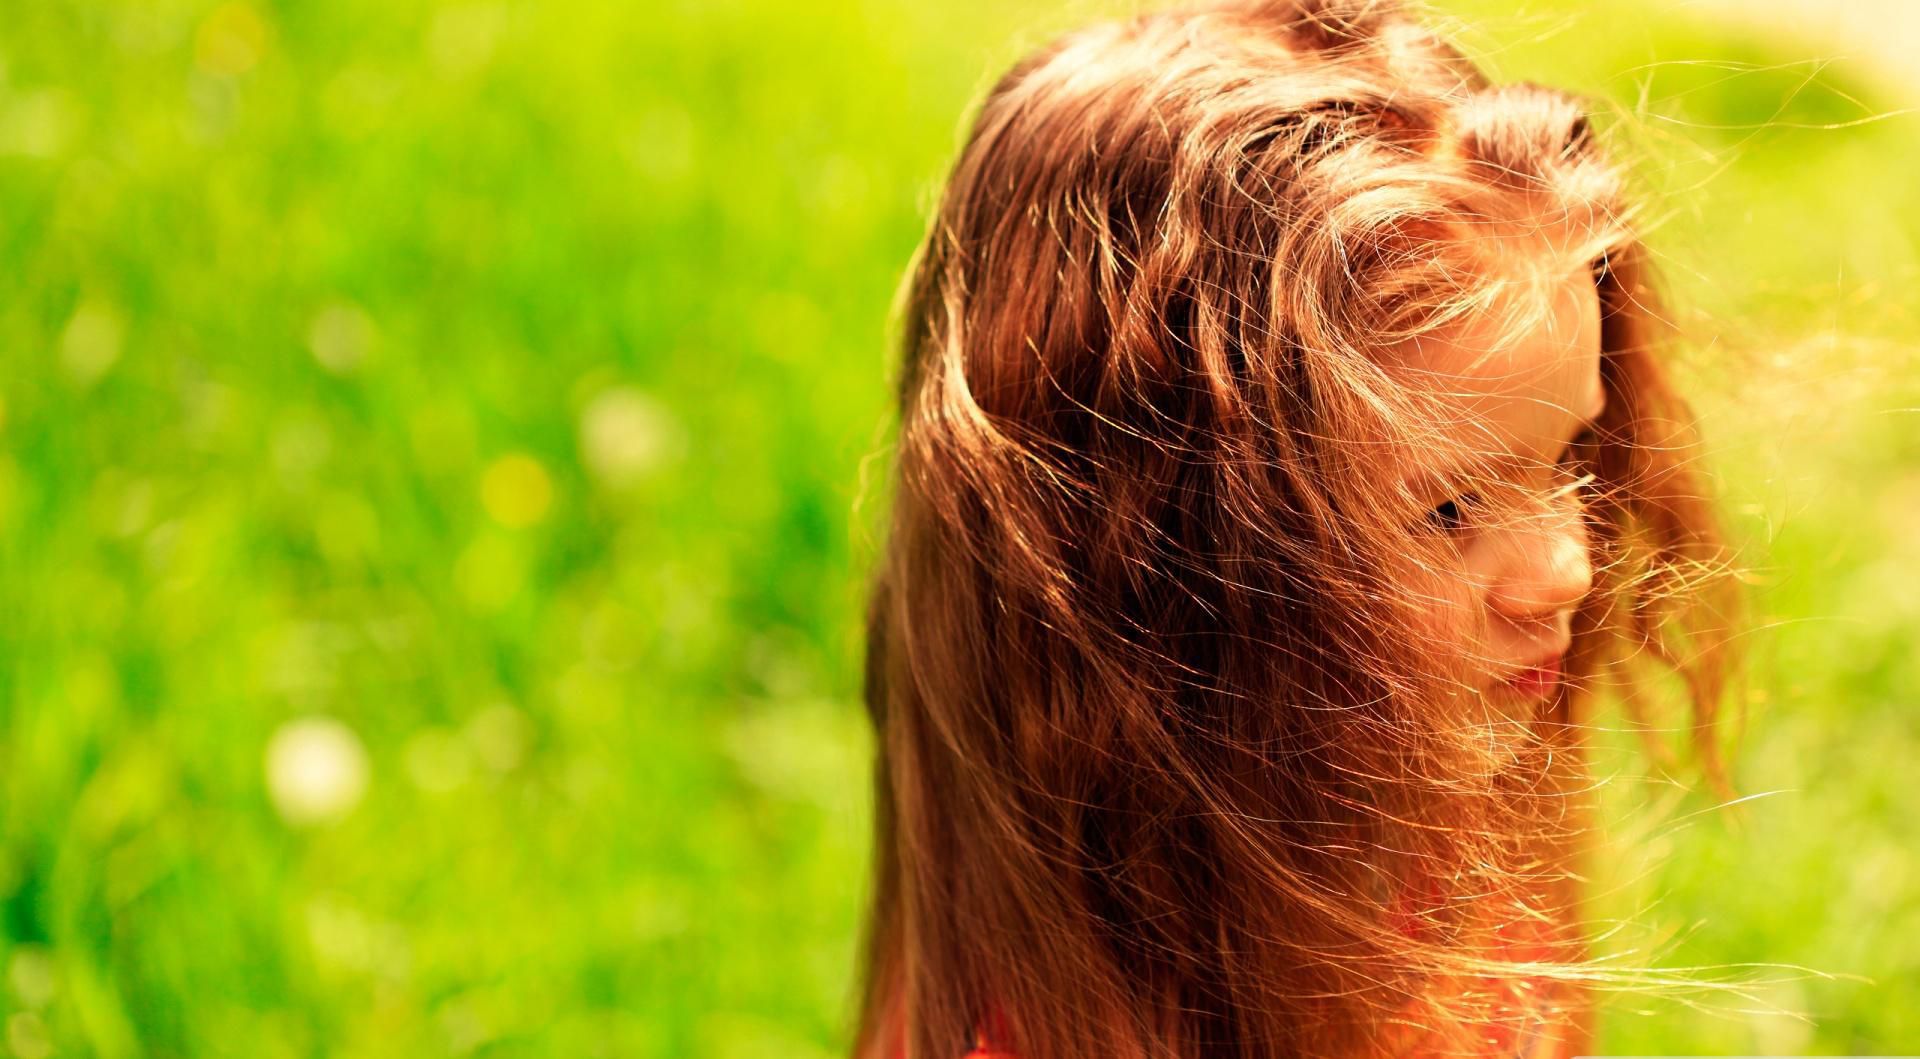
854, 2, 1741, 1056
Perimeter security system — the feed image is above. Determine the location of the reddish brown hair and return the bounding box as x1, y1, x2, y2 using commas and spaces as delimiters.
855, 2, 1741, 1056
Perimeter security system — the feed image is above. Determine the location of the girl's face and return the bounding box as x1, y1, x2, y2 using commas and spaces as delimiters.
1384, 237, 1606, 747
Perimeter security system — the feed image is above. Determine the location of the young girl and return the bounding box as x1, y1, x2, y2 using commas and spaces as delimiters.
854, 1, 1740, 1056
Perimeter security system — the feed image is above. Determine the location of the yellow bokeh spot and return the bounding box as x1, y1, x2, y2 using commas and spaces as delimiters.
195, 3, 267, 77
480, 453, 553, 528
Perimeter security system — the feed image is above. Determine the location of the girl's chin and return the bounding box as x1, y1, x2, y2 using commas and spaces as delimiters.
1467, 683, 1557, 770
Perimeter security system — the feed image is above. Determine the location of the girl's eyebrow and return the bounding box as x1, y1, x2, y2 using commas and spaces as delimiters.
1400, 392, 1608, 499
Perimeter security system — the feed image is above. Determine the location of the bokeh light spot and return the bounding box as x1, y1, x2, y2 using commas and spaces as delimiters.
265, 717, 370, 826
0, 90, 80, 158
579, 386, 681, 489
427, 4, 507, 78
6, 1012, 52, 1059
59, 300, 124, 387
307, 301, 373, 375
480, 453, 553, 528
465, 703, 529, 773
195, 3, 268, 77
6, 948, 55, 1009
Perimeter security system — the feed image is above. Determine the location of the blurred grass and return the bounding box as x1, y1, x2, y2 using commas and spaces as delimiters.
0, 1, 1915, 1056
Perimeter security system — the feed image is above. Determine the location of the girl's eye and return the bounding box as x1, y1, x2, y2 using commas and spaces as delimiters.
1425, 492, 1480, 534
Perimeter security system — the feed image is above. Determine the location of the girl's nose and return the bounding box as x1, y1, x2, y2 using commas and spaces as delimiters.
1486, 507, 1594, 622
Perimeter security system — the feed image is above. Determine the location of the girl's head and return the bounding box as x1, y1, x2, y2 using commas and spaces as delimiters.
859, 2, 1739, 1056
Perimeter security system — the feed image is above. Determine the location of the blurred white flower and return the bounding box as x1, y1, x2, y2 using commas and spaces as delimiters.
265, 716, 369, 825
579, 386, 681, 489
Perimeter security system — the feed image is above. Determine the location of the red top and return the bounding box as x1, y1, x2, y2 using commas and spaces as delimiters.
889, 952, 1567, 1059
887, 884, 1571, 1058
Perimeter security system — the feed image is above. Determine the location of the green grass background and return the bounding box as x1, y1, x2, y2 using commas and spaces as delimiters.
1, 1, 1915, 1055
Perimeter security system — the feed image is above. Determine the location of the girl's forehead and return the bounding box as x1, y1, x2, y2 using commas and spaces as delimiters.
1390, 263, 1599, 393
1375, 257, 1605, 478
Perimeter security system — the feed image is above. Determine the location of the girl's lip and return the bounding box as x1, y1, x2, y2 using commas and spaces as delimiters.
1501, 655, 1564, 698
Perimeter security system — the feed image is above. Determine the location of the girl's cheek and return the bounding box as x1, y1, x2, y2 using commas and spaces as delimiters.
1402, 553, 1486, 652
